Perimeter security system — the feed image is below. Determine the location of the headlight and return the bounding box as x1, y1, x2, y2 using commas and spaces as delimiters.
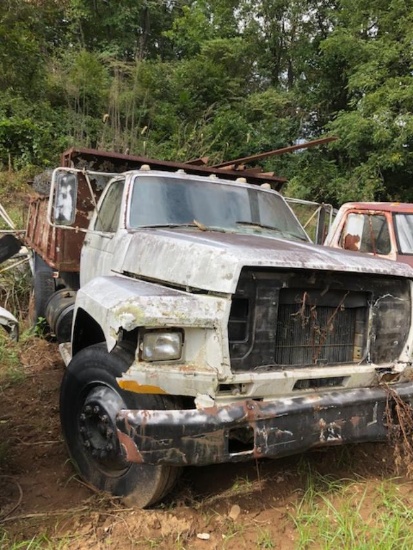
141, 331, 183, 361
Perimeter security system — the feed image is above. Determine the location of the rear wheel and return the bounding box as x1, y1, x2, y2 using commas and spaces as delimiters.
32, 269, 55, 321
60, 343, 181, 508
29, 254, 55, 328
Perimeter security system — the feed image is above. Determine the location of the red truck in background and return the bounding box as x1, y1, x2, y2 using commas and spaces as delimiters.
325, 202, 413, 267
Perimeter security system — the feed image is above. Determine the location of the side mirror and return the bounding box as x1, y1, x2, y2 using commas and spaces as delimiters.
51, 170, 78, 225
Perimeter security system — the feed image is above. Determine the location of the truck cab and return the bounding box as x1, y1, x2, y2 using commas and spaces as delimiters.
34, 154, 413, 508
325, 202, 413, 267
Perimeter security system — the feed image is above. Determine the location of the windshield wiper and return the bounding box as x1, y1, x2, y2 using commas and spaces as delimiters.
235, 220, 308, 241
140, 220, 223, 232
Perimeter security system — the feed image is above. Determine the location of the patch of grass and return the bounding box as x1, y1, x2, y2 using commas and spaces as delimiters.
0, 170, 32, 232
0, 332, 25, 388
0, 259, 32, 320
33, 317, 49, 338
256, 527, 275, 549
292, 475, 413, 549
0, 531, 63, 549
297, 457, 349, 493
230, 475, 254, 494
174, 532, 189, 550
143, 537, 165, 549
221, 518, 246, 549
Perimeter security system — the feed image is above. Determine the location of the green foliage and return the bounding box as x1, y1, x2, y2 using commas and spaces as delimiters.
0, 118, 49, 170
0, 1, 45, 98
0, 331, 23, 388
0, 92, 70, 168
0, 259, 32, 320
0, 531, 61, 550
0, 0, 413, 204
62, 0, 176, 60
293, 476, 413, 549
164, 4, 213, 58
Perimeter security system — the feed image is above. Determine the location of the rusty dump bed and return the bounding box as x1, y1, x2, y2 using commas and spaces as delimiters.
25, 147, 288, 273
60, 147, 287, 189
25, 196, 81, 272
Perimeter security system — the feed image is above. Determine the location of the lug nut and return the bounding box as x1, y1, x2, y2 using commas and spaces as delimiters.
107, 443, 113, 451
106, 428, 114, 438
79, 413, 86, 421
93, 406, 100, 414
100, 414, 108, 423
84, 441, 91, 448
84, 405, 92, 414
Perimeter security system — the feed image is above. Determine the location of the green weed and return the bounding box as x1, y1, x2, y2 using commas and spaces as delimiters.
230, 475, 254, 494
292, 475, 413, 549
256, 527, 275, 549
0, 258, 32, 321
0, 333, 25, 388
0, 531, 59, 549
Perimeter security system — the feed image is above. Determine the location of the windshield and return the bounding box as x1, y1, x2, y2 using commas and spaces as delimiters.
394, 213, 413, 254
128, 175, 308, 242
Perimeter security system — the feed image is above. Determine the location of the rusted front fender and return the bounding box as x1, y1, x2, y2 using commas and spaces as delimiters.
116, 383, 413, 466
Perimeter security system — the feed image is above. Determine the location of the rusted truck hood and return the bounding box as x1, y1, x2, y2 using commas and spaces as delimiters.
116, 229, 413, 294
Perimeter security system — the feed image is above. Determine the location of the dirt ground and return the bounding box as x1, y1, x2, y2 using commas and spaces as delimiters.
0, 338, 408, 549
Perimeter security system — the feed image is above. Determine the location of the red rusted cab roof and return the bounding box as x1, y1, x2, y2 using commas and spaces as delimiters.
342, 202, 413, 213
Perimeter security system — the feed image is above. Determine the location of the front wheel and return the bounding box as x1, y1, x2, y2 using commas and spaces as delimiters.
60, 343, 181, 508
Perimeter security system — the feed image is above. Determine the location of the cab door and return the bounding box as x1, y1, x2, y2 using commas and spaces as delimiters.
80, 177, 126, 286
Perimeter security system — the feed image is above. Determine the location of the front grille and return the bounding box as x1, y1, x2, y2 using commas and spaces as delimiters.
274, 289, 367, 366
228, 268, 411, 372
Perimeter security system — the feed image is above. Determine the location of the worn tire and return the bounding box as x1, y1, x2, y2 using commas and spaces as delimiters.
32, 269, 55, 322
60, 343, 181, 508
30, 253, 55, 328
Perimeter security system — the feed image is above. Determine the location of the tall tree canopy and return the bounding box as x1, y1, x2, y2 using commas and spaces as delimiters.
1, 0, 413, 204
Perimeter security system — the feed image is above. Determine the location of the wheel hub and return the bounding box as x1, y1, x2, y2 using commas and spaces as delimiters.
79, 386, 128, 470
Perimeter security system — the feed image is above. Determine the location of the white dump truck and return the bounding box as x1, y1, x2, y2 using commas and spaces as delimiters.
22, 147, 413, 507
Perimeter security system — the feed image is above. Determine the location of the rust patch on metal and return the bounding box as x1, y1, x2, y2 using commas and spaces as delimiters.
198, 405, 220, 415
318, 418, 342, 442
117, 429, 144, 463
117, 379, 167, 395
343, 233, 360, 251
243, 400, 262, 422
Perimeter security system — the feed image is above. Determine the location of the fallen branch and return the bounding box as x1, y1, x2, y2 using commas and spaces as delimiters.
0, 475, 23, 522
0, 506, 91, 523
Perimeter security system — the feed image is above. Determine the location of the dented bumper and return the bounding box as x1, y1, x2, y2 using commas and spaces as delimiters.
116, 383, 413, 466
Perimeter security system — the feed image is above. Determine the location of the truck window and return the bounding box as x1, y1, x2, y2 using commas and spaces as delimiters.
128, 175, 309, 242
340, 213, 391, 255
394, 214, 413, 254
94, 179, 124, 232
